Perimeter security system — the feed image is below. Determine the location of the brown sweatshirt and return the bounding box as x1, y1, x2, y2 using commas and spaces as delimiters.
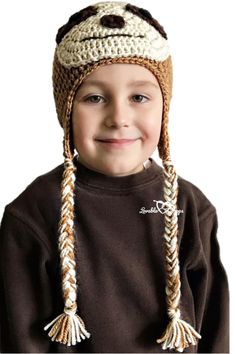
0, 157, 229, 353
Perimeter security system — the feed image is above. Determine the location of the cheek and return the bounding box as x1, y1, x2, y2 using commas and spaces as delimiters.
72, 105, 99, 152
139, 106, 163, 143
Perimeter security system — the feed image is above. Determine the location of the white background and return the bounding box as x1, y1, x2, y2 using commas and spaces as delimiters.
0, 0, 235, 351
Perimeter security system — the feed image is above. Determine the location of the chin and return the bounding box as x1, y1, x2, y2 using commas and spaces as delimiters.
100, 161, 143, 177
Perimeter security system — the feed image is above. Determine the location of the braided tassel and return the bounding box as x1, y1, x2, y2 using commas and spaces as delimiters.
156, 160, 201, 352
44, 156, 91, 345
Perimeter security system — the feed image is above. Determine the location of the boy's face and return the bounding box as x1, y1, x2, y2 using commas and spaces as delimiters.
72, 63, 163, 176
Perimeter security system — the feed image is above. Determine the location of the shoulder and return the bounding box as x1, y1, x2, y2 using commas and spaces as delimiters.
176, 173, 218, 264
177, 172, 216, 221
3, 162, 64, 235
6, 162, 64, 209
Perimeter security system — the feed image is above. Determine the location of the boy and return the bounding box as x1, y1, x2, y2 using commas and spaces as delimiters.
0, 1, 229, 353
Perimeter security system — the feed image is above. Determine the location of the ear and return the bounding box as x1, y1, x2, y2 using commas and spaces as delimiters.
69, 115, 75, 154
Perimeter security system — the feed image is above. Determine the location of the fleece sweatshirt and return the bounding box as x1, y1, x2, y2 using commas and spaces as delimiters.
0, 156, 229, 353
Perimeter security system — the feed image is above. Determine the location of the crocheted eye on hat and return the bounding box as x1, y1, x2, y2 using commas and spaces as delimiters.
44, 1, 201, 352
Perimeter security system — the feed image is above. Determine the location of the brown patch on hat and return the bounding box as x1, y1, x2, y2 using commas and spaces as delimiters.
126, 4, 168, 39
56, 5, 98, 45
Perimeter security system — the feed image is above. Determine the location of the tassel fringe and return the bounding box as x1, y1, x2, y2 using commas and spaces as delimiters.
156, 316, 201, 352
44, 310, 91, 346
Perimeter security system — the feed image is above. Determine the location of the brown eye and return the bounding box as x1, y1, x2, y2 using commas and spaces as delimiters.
85, 95, 105, 104
132, 95, 148, 103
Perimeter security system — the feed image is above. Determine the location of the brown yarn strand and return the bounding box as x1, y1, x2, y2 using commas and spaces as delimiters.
44, 54, 201, 351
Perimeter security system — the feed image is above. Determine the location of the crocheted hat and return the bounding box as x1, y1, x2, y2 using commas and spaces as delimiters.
43, 1, 201, 352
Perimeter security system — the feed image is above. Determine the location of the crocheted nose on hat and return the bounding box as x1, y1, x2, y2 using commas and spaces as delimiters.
44, 1, 201, 351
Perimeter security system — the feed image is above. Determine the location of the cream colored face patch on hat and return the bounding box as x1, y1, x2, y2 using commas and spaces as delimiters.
56, 1, 170, 68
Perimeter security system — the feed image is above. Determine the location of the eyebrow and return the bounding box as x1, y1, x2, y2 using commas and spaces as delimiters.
80, 79, 160, 90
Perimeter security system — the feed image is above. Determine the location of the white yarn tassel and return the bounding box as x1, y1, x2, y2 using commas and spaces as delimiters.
44, 307, 91, 346
156, 310, 201, 352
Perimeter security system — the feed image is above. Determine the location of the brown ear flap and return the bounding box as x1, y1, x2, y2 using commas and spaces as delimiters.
69, 115, 75, 155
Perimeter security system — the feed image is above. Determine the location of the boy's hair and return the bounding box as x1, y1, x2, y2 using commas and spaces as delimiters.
43, 2, 201, 352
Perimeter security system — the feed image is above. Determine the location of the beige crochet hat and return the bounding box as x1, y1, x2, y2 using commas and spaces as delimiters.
43, 1, 201, 352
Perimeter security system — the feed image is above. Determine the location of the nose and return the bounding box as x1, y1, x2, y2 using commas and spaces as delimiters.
105, 100, 132, 128
100, 14, 125, 29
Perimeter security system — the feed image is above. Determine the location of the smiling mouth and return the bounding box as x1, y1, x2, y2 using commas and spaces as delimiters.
80, 34, 145, 42
96, 138, 138, 149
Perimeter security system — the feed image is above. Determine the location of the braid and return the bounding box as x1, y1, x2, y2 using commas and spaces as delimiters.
59, 156, 77, 312
158, 71, 181, 319
162, 158, 181, 318
156, 122, 201, 351
59, 79, 78, 313
43, 105, 91, 345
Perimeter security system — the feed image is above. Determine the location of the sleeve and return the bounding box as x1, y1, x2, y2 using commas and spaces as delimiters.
187, 208, 229, 353
0, 208, 57, 353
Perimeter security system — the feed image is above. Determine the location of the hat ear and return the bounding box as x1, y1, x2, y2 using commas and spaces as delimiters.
125, 4, 168, 39
56, 5, 98, 44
